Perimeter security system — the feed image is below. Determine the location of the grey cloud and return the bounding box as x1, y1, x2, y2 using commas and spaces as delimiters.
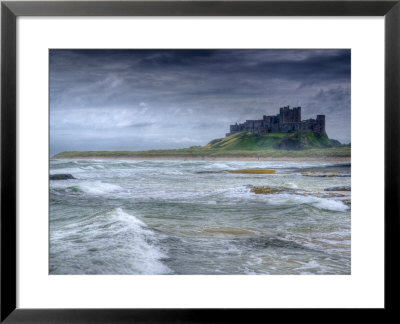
50, 49, 351, 155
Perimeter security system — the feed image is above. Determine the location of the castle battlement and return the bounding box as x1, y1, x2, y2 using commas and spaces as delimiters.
226, 106, 326, 137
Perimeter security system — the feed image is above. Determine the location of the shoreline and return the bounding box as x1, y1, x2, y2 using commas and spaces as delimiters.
51, 155, 351, 162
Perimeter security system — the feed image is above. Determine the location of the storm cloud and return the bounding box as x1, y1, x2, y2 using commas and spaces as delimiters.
50, 49, 351, 155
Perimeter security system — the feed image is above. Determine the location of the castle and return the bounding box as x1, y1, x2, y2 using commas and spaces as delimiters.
226, 106, 326, 137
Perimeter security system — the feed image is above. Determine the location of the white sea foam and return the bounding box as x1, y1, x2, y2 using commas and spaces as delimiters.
265, 193, 350, 212
50, 180, 124, 196
205, 162, 230, 169
312, 199, 349, 212
50, 208, 171, 275
220, 187, 349, 213
296, 260, 322, 272
76, 181, 123, 195
222, 186, 254, 201
50, 167, 84, 175
106, 208, 171, 274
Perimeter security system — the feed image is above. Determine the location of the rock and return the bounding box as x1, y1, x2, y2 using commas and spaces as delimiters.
302, 172, 339, 177
343, 199, 351, 207
229, 169, 276, 174
50, 174, 75, 180
324, 186, 351, 191
250, 186, 283, 194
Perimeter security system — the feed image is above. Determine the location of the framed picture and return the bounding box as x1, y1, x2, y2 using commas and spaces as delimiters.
1, 0, 398, 321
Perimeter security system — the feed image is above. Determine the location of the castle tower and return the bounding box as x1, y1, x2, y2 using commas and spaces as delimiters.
279, 106, 301, 124
316, 115, 326, 133
294, 106, 301, 122
279, 107, 283, 124
279, 106, 290, 124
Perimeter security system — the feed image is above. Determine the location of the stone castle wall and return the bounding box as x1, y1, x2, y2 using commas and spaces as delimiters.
226, 106, 326, 137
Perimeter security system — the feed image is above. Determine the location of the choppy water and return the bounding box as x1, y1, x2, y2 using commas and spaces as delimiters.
49, 159, 351, 275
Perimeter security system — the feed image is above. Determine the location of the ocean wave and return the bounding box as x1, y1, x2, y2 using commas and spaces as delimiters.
312, 199, 349, 212
295, 260, 322, 274
50, 167, 85, 175
50, 180, 123, 196
50, 208, 171, 274
221, 186, 350, 212
203, 162, 231, 169
50, 159, 351, 274
76, 181, 122, 195
278, 231, 351, 257
253, 191, 350, 212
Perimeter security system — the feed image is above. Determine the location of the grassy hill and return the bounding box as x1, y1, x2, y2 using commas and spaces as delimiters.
206, 131, 341, 151
53, 132, 350, 159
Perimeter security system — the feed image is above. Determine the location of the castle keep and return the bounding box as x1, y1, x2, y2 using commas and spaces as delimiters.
226, 106, 326, 137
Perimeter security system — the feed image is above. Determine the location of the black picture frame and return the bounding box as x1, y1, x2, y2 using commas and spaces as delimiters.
1, 0, 399, 322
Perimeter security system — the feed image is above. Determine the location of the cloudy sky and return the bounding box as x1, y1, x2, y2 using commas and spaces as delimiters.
50, 49, 350, 155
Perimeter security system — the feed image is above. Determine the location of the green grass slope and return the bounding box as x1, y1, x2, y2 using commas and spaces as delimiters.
206, 131, 341, 151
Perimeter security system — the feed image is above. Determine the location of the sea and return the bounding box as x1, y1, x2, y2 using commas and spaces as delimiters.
49, 159, 351, 275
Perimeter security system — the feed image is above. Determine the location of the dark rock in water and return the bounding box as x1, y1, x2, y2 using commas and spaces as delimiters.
50, 174, 75, 180
324, 186, 351, 191
250, 186, 284, 194
343, 199, 351, 207
299, 163, 351, 173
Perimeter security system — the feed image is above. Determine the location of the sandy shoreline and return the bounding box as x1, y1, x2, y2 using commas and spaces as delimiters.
52, 155, 350, 162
